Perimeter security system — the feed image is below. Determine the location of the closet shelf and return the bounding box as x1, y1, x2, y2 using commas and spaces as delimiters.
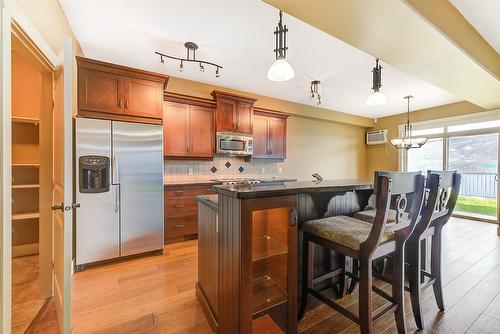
12, 116, 39, 124
12, 212, 40, 221
12, 163, 40, 168
12, 184, 40, 189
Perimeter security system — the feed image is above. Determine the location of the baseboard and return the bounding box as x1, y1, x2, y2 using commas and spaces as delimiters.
24, 297, 52, 334
12, 243, 39, 258
196, 283, 219, 333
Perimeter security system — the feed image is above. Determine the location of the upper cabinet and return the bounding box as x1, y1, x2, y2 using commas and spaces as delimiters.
252, 110, 288, 159
211, 91, 256, 134
163, 99, 214, 158
77, 57, 168, 123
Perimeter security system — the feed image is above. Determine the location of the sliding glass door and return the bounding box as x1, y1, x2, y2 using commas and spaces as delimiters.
404, 115, 499, 222
449, 133, 498, 219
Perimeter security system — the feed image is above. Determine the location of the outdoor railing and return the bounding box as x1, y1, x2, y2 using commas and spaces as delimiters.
459, 173, 498, 199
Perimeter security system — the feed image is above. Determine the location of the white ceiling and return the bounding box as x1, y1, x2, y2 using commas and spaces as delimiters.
58, 0, 461, 118
451, 0, 500, 54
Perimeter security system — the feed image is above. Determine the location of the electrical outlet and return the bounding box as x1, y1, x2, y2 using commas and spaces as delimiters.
278, 167, 283, 174
188, 167, 193, 175
261, 167, 265, 174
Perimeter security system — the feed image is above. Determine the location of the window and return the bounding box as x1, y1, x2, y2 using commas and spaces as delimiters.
407, 138, 443, 172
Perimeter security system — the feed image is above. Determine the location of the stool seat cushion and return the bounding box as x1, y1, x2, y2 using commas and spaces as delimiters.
353, 209, 397, 225
302, 216, 394, 251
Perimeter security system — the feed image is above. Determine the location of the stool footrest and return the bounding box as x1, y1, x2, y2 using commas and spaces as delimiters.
313, 268, 344, 285
373, 303, 398, 322
308, 288, 360, 324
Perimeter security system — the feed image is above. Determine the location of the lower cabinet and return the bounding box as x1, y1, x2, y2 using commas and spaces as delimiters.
164, 184, 216, 242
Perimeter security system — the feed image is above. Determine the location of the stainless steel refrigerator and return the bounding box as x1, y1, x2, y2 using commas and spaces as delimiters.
75, 117, 164, 269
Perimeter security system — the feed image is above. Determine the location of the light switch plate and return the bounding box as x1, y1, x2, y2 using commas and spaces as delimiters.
188, 167, 193, 175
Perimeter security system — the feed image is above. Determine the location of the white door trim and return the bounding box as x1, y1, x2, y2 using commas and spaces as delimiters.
0, 1, 12, 332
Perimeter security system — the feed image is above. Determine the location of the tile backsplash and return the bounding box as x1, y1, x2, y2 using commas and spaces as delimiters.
164, 156, 284, 182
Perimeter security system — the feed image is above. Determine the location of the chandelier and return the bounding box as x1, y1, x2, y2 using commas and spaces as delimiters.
366, 58, 388, 106
391, 95, 428, 150
267, 10, 295, 81
309, 80, 322, 106
155, 42, 223, 78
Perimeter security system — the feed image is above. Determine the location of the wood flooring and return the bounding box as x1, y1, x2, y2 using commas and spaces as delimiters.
11, 255, 47, 334
30, 218, 500, 334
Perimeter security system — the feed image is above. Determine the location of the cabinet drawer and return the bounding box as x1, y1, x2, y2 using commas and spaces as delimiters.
165, 196, 198, 217
165, 215, 197, 240
165, 187, 215, 198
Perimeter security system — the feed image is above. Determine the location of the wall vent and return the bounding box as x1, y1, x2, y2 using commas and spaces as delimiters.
366, 129, 388, 145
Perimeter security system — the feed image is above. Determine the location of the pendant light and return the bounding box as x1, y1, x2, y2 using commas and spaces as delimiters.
391, 96, 428, 150
267, 10, 295, 81
366, 58, 388, 106
309, 80, 322, 106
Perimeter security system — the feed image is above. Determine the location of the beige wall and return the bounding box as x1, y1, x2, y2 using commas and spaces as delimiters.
366, 101, 486, 177
166, 77, 368, 181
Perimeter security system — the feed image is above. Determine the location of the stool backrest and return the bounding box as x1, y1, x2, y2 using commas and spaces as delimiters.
363, 171, 425, 253
426, 170, 461, 226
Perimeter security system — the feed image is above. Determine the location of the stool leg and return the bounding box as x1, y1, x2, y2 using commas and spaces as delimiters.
431, 229, 445, 311
393, 239, 407, 334
408, 239, 424, 330
338, 254, 347, 298
348, 259, 359, 294
298, 234, 312, 320
359, 257, 373, 334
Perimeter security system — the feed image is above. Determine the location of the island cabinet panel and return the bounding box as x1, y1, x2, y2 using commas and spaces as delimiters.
215, 194, 298, 334
164, 185, 216, 242
211, 90, 256, 134
252, 110, 288, 159
163, 101, 214, 158
77, 56, 167, 124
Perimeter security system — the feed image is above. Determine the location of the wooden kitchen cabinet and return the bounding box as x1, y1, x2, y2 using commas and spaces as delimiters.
252, 110, 288, 159
77, 56, 168, 123
163, 101, 214, 158
211, 90, 256, 134
164, 184, 216, 242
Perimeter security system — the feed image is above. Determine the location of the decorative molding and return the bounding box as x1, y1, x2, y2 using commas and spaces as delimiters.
76, 111, 162, 125
164, 92, 215, 109
210, 90, 257, 103
253, 107, 290, 118
76, 56, 169, 86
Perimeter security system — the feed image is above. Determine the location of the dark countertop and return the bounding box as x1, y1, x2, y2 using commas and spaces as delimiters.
197, 194, 218, 211
214, 178, 373, 199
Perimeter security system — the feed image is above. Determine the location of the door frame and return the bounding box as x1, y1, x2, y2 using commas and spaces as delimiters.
0, 1, 62, 332
1, 2, 13, 332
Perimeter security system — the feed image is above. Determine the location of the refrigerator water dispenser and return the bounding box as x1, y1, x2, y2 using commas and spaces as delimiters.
79, 156, 110, 193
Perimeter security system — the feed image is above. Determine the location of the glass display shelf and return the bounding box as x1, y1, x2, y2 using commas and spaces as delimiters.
252, 275, 287, 315
252, 236, 288, 262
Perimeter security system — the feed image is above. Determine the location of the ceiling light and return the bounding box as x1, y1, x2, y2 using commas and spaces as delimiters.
391, 95, 428, 150
366, 58, 387, 106
267, 10, 294, 82
155, 42, 222, 78
309, 80, 322, 106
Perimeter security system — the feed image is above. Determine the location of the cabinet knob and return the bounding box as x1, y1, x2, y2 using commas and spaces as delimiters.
118, 99, 122, 108
175, 190, 184, 196
174, 224, 184, 229
175, 204, 184, 209
124, 100, 129, 109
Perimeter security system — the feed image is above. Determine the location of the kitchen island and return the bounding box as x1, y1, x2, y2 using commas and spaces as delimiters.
197, 179, 373, 334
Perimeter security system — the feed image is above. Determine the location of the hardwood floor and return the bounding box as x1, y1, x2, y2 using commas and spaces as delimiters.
31, 218, 500, 334
12, 255, 47, 334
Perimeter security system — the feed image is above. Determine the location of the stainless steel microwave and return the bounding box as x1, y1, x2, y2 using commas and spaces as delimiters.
216, 132, 253, 156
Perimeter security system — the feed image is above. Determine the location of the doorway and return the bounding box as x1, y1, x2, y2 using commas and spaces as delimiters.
10, 27, 54, 333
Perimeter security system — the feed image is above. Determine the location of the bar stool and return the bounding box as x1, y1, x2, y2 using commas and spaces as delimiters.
352, 170, 461, 330
406, 170, 461, 329
299, 172, 425, 334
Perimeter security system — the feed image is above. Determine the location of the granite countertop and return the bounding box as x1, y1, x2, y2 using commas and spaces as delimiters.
197, 194, 218, 211
214, 179, 373, 199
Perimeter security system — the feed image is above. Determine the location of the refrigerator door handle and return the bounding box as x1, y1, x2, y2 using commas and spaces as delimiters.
112, 185, 120, 213
113, 155, 120, 184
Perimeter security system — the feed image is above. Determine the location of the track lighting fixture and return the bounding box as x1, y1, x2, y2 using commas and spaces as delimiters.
309, 80, 322, 106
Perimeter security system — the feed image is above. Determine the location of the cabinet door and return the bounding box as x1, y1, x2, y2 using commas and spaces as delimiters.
269, 117, 286, 159
252, 115, 269, 158
216, 98, 236, 132
236, 102, 253, 134
124, 77, 163, 118
163, 101, 189, 156
78, 68, 124, 114
189, 105, 214, 157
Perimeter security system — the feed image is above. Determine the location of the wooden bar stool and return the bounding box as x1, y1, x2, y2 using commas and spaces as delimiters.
299, 172, 425, 334
406, 170, 461, 329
